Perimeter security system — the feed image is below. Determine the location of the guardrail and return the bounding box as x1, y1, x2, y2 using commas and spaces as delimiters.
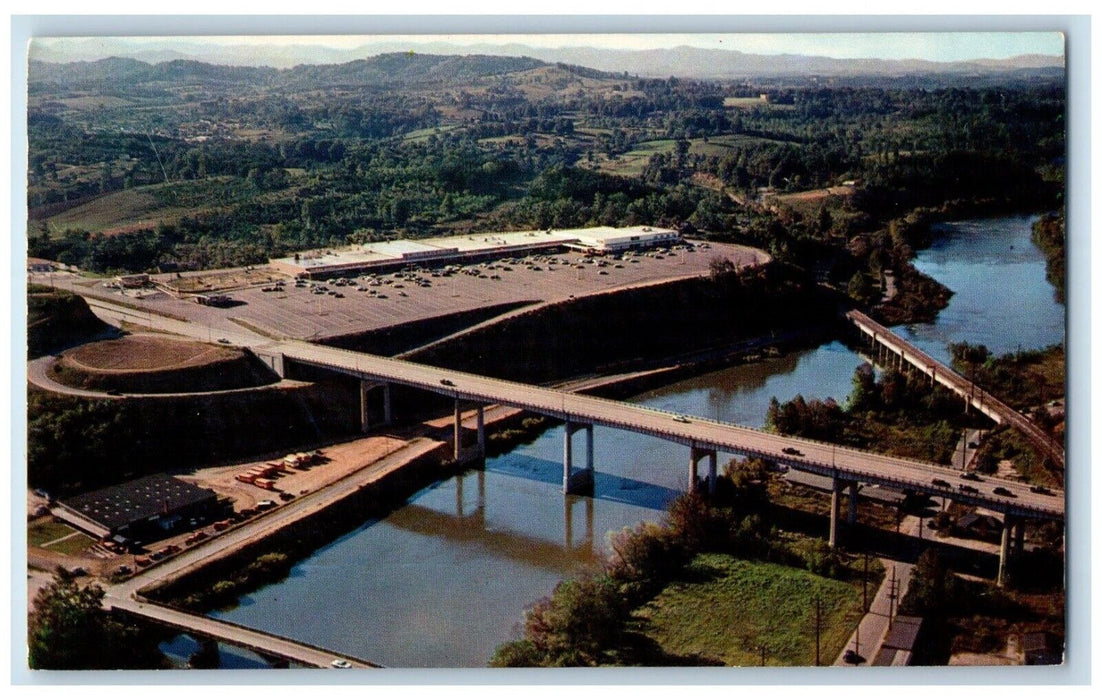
848, 310, 1064, 469
282, 343, 1063, 520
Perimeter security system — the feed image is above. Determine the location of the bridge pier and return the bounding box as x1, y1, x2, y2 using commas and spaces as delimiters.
477, 405, 486, 456
359, 381, 392, 433
562, 419, 594, 495
454, 398, 462, 460
847, 480, 859, 526
688, 444, 717, 494
829, 477, 842, 548
997, 515, 1015, 587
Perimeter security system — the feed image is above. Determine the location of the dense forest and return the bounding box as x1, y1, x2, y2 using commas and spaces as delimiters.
28, 54, 1064, 319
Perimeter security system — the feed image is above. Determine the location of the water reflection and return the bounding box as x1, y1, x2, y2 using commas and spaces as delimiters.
485, 454, 682, 511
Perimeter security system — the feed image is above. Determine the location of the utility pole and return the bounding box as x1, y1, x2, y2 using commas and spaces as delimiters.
863, 552, 869, 612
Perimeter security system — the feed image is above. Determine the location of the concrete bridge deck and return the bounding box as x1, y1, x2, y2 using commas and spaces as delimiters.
273, 337, 1064, 522
847, 310, 1065, 469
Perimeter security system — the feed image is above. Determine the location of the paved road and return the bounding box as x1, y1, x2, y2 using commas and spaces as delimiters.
76, 295, 1063, 521
834, 516, 921, 666
281, 339, 1065, 521
103, 437, 443, 668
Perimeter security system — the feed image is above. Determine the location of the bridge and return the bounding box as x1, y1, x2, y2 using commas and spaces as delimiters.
847, 310, 1065, 469
104, 593, 379, 669
74, 292, 1064, 652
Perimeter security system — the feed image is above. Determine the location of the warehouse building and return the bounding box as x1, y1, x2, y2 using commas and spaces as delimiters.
52, 473, 222, 545
269, 225, 682, 279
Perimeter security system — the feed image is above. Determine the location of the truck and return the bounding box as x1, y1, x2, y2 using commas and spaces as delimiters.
254, 478, 277, 491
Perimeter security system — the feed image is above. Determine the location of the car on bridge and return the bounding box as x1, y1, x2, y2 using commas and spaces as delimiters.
960, 472, 984, 482
673, 415, 691, 424
993, 486, 1017, 498
440, 378, 455, 387
931, 478, 951, 489
1030, 485, 1054, 495
331, 659, 352, 669
958, 484, 980, 495
782, 447, 802, 456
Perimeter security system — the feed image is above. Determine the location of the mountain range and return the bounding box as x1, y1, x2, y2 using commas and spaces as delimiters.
29, 37, 1064, 80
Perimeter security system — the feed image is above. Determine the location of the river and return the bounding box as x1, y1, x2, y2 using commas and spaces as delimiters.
172, 214, 1062, 668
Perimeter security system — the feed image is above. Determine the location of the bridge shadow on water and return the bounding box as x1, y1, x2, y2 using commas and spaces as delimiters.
485, 453, 681, 512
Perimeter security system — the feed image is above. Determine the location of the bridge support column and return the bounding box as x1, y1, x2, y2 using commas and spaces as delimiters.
1014, 520, 1026, 556
454, 398, 462, 460
359, 381, 392, 433
997, 516, 1014, 587
563, 420, 594, 495
847, 480, 859, 526
708, 451, 718, 495
688, 444, 717, 494
829, 477, 842, 548
382, 383, 392, 424
360, 381, 371, 433
476, 405, 486, 457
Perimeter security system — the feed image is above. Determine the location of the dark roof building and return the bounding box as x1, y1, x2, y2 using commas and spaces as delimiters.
873, 615, 924, 666
53, 473, 220, 541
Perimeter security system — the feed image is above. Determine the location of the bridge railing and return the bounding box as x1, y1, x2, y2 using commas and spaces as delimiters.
116, 597, 382, 668
285, 343, 1063, 518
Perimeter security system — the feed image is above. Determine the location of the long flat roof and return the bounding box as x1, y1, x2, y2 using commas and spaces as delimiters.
271, 226, 679, 274
58, 473, 218, 532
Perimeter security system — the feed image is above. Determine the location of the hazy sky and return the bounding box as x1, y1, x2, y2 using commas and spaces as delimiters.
34, 32, 1065, 63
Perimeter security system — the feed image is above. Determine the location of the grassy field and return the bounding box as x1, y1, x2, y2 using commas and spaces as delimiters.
45, 532, 97, 556
28, 520, 76, 548
723, 96, 769, 108
403, 124, 460, 142
44, 187, 186, 234
637, 552, 867, 666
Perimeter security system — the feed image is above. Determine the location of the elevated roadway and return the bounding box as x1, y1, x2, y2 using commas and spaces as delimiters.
275, 338, 1064, 522
847, 310, 1065, 470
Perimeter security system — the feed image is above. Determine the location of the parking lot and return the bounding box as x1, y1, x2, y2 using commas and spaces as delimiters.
58, 241, 768, 343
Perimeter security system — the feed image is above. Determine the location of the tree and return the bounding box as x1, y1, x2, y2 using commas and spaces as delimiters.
491, 574, 628, 667
28, 569, 167, 669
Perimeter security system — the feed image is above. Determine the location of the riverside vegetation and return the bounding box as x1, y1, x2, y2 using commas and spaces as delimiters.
491, 460, 879, 667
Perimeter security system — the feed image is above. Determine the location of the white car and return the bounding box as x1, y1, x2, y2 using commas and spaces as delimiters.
331, 659, 352, 669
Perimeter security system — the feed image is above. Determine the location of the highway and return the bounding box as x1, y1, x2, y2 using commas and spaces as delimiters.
80, 295, 1064, 521
278, 337, 1064, 521
848, 310, 1065, 470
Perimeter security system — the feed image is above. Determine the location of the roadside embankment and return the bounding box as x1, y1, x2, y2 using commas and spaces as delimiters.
404, 262, 846, 385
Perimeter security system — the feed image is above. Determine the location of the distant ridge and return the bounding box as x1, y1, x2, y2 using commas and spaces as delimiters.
30, 38, 1064, 80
